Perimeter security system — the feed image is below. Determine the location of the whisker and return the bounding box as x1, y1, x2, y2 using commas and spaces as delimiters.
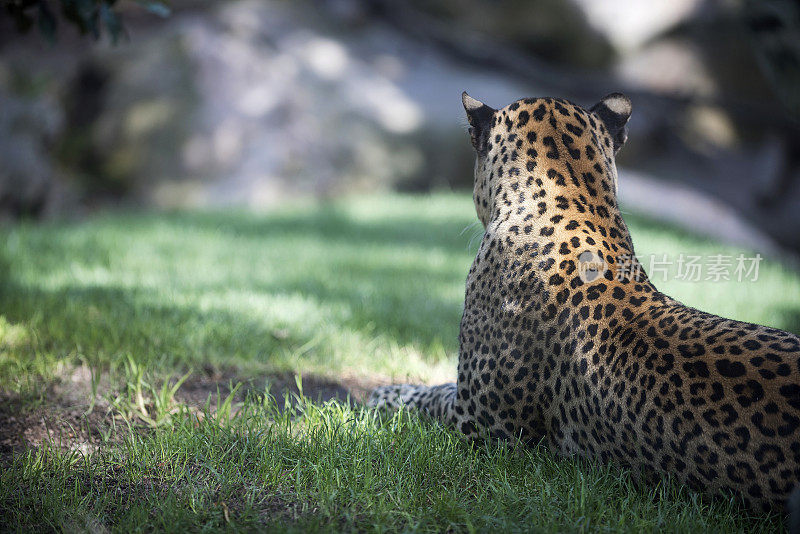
460, 220, 480, 236
467, 227, 485, 252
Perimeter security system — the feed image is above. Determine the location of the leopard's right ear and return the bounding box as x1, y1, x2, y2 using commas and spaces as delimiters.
462, 92, 495, 155
590, 93, 632, 153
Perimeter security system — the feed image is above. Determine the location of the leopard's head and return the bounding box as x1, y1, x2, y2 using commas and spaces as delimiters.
462, 92, 632, 228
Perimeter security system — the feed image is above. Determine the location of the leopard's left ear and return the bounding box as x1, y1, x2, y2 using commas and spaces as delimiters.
462, 91, 495, 155
591, 93, 632, 153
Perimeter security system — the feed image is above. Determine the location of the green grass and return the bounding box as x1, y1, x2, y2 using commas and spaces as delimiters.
1, 193, 799, 532
0, 396, 784, 533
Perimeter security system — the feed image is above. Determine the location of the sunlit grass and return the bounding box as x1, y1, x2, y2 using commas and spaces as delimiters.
1, 193, 798, 532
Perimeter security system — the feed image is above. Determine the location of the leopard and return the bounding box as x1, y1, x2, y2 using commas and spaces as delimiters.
368, 91, 800, 514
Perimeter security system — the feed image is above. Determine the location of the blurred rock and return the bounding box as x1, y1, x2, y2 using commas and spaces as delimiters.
401, 0, 617, 69
618, 169, 783, 257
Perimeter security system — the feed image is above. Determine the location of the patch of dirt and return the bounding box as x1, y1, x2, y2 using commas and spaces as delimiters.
175, 366, 379, 410
0, 394, 112, 463
245, 488, 319, 526
0, 366, 114, 464
0, 365, 381, 465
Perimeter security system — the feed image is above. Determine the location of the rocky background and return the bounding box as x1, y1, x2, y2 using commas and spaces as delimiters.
1, 0, 799, 255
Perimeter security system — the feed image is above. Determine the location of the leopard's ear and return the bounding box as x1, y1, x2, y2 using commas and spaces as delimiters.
462, 91, 495, 155
590, 93, 632, 153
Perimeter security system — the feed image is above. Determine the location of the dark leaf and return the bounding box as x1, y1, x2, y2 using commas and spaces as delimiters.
99, 3, 124, 44
6, 0, 171, 41
37, 1, 58, 42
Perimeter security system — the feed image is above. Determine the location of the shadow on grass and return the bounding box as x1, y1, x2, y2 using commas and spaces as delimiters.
163, 202, 479, 251
72, 205, 470, 346
168, 204, 477, 349
0, 205, 474, 387
0, 283, 303, 371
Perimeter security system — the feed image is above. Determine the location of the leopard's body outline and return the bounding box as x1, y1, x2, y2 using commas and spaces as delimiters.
369, 92, 800, 511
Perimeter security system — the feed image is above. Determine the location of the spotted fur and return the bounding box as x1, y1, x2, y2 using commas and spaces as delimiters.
368, 92, 800, 511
